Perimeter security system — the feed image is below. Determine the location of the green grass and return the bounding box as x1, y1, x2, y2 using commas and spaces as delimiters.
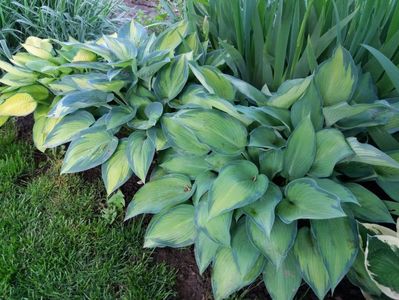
0, 121, 176, 300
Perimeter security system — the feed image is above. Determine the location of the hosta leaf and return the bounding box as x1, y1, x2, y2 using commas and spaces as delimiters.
208, 161, 268, 218
205, 152, 243, 171
309, 129, 354, 177
22, 36, 53, 59
61, 126, 118, 174
311, 218, 359, 292
278, 178, 346, 223
152, 21, 189, 51
243, 183, 282, 236
129, 102, 163, 130
0, 93, 37, 117
365, 235, 399, 299
118, 21, 148, 46
147, 127, 169, 151
125, 174, 193, 220
18, 84, 49, 101
144, 204, 195, 248
315, 46, 357, 106
44, 111, 95, 148
294, 227, 330, 300
237, 105, 291, 131
194, 231, 219, 274
313, 178, 359, 204
101, 139, 133, 195
247, 217, 297, 267
0, 60, 36, 78
345, 183, 394, 223
160, 152, 211, 179
374, 151, 399, 181
377, 179, 399, 201
154, 55, 189, 101
126, 131, 155, 183
193, 171, 216, 206
283, 116, 316, 180
189, 63, 236, 101
0, 116, 8, 127
259, 149, 284, 179
268, 77, 312, 108
33, 116, 60, 152
249, 126, 285, 149
263, 252, 302, 300
223, 74, 268, 105
106, 106, 136, 130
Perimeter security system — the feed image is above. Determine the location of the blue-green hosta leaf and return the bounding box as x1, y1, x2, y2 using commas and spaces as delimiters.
153, 55, 189, 101
193, 171, 216, 206
294, 227, 330, 300
313, 178, 358, 204
283, 116, 316, 180
129, 102, 163, 130
208, 160, 268, 218
377, 179, 399, 201
195, 198, 232, 246
374, 151, 399, 181
278, 178, 346, 223
160, 152, 211, 179
144, 204, 195, 248
243, 183, 282, 236
33, 116, 60, 152
315, 46, 358, 106
311, 218, 359, 292
48, 90, 113, 118
147, 127, 169, 151
118, 21, 148, 46
365, 235, 399, 299
259, 149, 284, 179
223, 74, 268, 106
105, 106, 136, 130
189, 63, 236, 101
126, 131, 155, 183
125, 174, 193, 220
194, 231, 219, 274
345, 183, 394, 223
61, 126, 118, 174
249, 126, 285, 149
247, 217, 297, 267
309, 129, 354, 177
205, 152, 243, 171
102, 35, 137, 61
151, 21, 189, 51
263, 252, 302, 300
44, 111, 95, 148
101, 139, 133, 195
268, 77, 312, 108
352, 72, 378, 104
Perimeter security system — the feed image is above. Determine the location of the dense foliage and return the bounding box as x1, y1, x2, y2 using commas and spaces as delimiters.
1, 1, 399, 299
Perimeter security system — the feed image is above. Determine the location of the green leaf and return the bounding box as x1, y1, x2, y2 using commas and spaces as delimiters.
44, 111, 95, 148
283, 116, 316, 180
61, 126, 118, 174
126, 131, 155, 183
313, 178, 359, 204
106, 106, 136, 130
278, 178, 346, 223
193, 171, 216, 205
259, 149, 284, 179
309, 129, 354, 177
315, 46, 358, 106
102, 139, 133, 195
223, 74, 268, 105
152, 21, 189, 51
263, 252, 302, 300
32, 116, 60, 153
249, 126, 285, 149
125, 174, 193, 220
311, 217, 359, 292
294, 227, 330, 300
144, 204, 196, 248
194, 231, 219, 274
268, 77, 312, 108
160, 151, 211, 179
208, 160, 268, 218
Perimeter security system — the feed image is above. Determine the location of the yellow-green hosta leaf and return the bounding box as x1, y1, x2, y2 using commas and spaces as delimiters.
365, 235, 399, 299
160, 151, 211, 179
72, 49, 97, 62
33, 116, 60, 152
0, 93, 37, 117
263, 252, 302, 300
125, 174, 193, 220
126, 131, 155, 183
152, 21, 189, 51
44, 110, 95, 148
268, 76, 312, 108
22, 36, 53, 59
144, 204, 196, 248
311, 217, 359, 292
315, 46, 357, 106
194, 231, 219, 274
102, 139, 133, 195
0, 60, 36, 79
283, 116, 316, 180
294, 227, 330, 300
278, 178, 346, 223
153, 55, 189, 101
208, 160, 268, 218
309, 129, 354, 177
0, 116, 9, 127
61, 126, 118, 174
18, 85, 49, 102
189, 63, 236, 101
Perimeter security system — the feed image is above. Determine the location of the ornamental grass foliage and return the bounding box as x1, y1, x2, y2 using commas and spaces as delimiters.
0, 4, 399, 300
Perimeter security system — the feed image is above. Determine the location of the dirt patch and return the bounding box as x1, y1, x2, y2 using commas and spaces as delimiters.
123, 0, 159, 18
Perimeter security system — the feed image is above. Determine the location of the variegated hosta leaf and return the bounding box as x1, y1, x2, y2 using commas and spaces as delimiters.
44, 110, 95, 148
125, 174, 193, 220
313, 178, 359, 204
309, 129, 354, 177
294, 227, 330, 300
147, 127, 169, 151
151, 21, 189, 51
33, 116, 60, 152
0, 93, 37, 117
278, 178, 346, 223
126, 131, 155, 183
365, 235, 399, 299
105, 106, 136, 130
259, 149, 284, 179
247, 217, 297, 267
153, 55, 189, 101
263, 252, 302, 300
311, 217, 359, 292
315, 45, 358, 106
194, 231, 219, 274
18, 85, 49, 102
0, 60, 36, 79
101, 139, 133, 195
160, 151, 211, 179
129, 102, 163, 130
118, 21, 148, 47
208, 160, 268, 218
283, 116, 316, 180
144, 204, 196, 248
268, 76, 312, 108
61, 126, 118, 174
22, 36, 53, 59
72, 49, 97, 62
